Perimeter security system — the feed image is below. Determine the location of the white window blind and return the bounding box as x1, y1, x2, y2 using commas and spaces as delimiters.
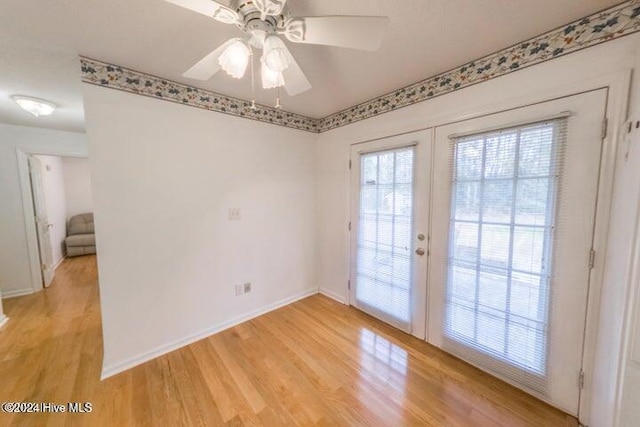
443, 118, 567, 394
356, 147, 415, 329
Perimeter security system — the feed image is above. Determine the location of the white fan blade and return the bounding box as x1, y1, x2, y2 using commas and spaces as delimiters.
165, 0, 239, 24
280, 16, 389, 51
183, 38, 239, 80
281, 46, 311, 96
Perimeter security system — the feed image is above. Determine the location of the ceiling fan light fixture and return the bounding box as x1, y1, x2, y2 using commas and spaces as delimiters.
11, 95, 57, 117
218, 39, 251, 79
263, 36, 291, 72
261, 61, 285, 89
170, 0, 388, 97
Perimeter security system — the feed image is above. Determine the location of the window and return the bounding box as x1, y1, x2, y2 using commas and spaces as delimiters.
356, 147, 415, 326
444, 119, 565, 388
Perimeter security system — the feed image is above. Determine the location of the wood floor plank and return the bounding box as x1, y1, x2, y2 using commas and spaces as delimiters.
189, 343, 237, 423
0, 255, 578, 426
199, 340, 264, 427
209, 337, 267, 415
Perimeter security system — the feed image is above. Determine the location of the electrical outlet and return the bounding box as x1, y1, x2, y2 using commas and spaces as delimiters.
235, 284, 244, 296
229, 208, 241, 221
244, 282, 251, 293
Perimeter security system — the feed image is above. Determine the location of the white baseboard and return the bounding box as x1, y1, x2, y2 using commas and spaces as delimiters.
319, 288, 347, 304
101, 288, 318, 380
53, 256, 66, 270
1, 288, 34, 299
0, 315, 8, 329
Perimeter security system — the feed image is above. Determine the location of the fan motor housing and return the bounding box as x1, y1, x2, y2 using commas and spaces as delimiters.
244, 12, 278, 32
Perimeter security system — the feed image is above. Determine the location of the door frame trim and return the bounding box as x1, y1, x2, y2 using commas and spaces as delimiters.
578, 71, 631, 425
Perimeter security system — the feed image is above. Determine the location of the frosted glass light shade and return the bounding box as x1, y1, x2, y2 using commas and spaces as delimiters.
218, 40, 250, 79
261, 61, 285, 89
12, 95, 56, 117
263, 36, 291, 72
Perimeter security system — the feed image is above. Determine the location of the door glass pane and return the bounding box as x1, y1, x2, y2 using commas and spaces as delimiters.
445, 121, 560, 379
356, 147, 415, 326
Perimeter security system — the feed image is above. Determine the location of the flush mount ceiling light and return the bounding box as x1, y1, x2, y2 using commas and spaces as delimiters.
11, 95, 57, 117
166, 0, 389, 99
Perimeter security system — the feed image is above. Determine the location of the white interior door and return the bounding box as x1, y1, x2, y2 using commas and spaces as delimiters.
28, 155, 55, 288
427, 89, 607, 415
349, 130, 431, 338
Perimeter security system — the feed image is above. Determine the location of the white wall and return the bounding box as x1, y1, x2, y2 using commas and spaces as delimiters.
0, 124, 88, 297
315, 33, 640, 426
82, 84, 318, 377
62, 157, 92, 220
35, 155, 67, 265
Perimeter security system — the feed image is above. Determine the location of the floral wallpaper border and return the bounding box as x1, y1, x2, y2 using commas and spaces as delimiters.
318, 0, 640, 132
80, 57, 321, 133
80, 1, 640, 134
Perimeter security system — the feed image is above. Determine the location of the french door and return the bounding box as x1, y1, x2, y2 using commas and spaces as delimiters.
428, 89, 607, 414
348, 89, 607, 415
349, 130, 431, 338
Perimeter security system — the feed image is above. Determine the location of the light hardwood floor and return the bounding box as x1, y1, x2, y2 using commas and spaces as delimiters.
0, 255, 577, 426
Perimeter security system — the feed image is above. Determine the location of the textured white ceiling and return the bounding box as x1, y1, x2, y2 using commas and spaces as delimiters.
0, 0, 623, 132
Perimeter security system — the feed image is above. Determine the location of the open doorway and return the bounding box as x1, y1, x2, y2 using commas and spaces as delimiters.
17, 151, 93, 293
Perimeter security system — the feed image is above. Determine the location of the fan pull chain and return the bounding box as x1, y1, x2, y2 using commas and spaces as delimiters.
249, 47, 257, 110
275, 86, 282, 109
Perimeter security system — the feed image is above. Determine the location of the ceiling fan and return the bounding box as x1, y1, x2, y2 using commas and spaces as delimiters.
166, 0, 389, 98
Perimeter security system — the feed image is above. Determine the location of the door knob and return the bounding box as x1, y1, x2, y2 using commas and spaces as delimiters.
415, 248, 425, 256
417, 233, 425, 241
